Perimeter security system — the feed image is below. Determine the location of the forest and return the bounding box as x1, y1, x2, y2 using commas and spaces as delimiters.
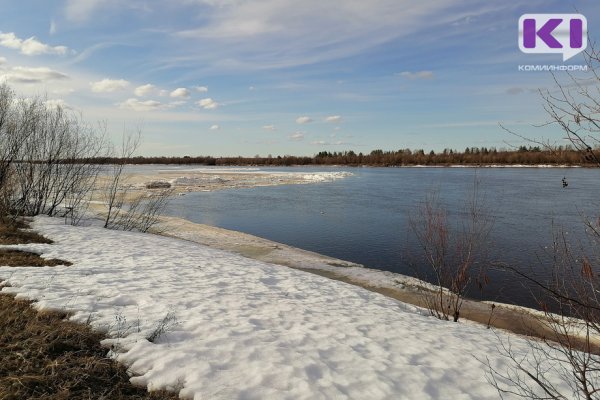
91, 145, 596, 167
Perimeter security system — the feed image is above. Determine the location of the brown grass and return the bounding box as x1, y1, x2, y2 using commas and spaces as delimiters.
0, 249, 71, 267
0, 294, 180, 400
0, 219, 53, 245
0, 219, 180, 399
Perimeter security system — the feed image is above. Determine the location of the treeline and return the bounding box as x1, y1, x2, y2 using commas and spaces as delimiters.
93, 145, 596, 166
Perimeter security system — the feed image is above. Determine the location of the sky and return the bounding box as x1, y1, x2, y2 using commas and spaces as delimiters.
0, 0, 599, 156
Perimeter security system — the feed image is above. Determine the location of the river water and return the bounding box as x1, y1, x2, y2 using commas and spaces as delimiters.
157, 165, 599, 309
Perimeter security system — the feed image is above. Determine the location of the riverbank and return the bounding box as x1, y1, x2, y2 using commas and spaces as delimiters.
0, 219, 179, 400
0, 216, 573, 399
153, 215, 569, 342
95, 167, 582, 341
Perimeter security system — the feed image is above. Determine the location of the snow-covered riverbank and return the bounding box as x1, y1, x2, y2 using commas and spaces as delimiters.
0, 217, 569, 399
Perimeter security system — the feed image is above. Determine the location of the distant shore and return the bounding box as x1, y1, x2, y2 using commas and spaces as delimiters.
88, 145, 598, 167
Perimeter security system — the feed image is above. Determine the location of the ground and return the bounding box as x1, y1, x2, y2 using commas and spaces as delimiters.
0, 219, 178, 400
0, 216, 576, 399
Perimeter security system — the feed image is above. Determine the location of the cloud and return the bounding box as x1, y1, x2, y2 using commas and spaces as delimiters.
310, 140, 348, 146
0, 66, 69, 83
0, 32, 69, 56
0, 57, 6, 65
91, 78, 130, 93
169, 100, 187, 108
134, 84, 155, 97
64, 0, 106, 22
49, 20, 57, 35
44, 99, 69, 109
170, 87, 190, 98
118, 98, 164, 112
194, 86, 208, 92
289, 132, 304, 141
325, 115, 342, 123
397, 70, 434, 80
506, 87, 524, 95
262, 124, 276, 131
0, 33, 21, 49
209, 124, 220, 130
174, 1, 485, 71
296, 116, 312, 124
197, 98, 219, 110
52, 87, 75, 95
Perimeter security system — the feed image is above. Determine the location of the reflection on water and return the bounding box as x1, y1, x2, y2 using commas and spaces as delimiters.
163, 166, 600, 309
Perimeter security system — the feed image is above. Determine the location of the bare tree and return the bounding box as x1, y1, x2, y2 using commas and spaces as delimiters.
111, 188, 173, 233
488, 41, 600, 399
487, 227, 600, 399
410, 175, 492, 322
102, 129, 141, 229
0, 89, 105, 222
101, 129, 173, 232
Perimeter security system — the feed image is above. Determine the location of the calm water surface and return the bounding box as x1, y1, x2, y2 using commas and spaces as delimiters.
154, 166, 600, 309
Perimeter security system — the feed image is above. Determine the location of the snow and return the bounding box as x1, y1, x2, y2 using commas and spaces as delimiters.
0, 216, 570, 399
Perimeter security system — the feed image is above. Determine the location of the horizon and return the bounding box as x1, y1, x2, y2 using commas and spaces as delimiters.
1, 1, 598, 156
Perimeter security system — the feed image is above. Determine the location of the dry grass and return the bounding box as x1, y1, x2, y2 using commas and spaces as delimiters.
0, 294, 180, 400
0, 219, 180, 399
0, 249, 71, 267
0, 219, 53, 245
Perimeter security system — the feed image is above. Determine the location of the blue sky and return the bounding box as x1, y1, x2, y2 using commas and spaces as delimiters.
0, 0, 598, 156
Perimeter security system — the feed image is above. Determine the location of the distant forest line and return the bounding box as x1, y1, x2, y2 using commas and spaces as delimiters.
91, 146, 599, 167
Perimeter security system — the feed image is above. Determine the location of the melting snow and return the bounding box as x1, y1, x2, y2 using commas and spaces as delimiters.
0, 216, 570, 399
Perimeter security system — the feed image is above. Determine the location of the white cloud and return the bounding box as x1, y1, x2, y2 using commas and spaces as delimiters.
0, 57, 6, 65
0, 32, 69, 56
325, 115, 342, 123
289, 132, 304, 141
262, 124, 276, 131
0, 33, 22, 49
170, 87, 190, 98
91, 78, 130, 93
44, 99, 69, 109
64, 0, 106, 22
134, 84, 155, 97
397, 70, 434, 80
0, 66, 68, 83
209, 124, 220, 130
49, 20, 57, 35
52, 87, 75, 95
249, 86, 255, 91
310, 140, 348, 146
169, 100, 187, 108
21, 38, 68, 56
194, 86, 208, 92
174, 1, 491, 71
197, 98, 219, 110
296, 116, 312, 124
118, 98, 164, 112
